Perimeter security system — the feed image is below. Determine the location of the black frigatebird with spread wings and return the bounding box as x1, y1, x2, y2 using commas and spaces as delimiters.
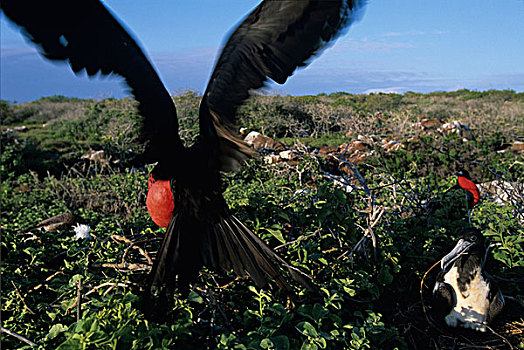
2, 0, 365, 295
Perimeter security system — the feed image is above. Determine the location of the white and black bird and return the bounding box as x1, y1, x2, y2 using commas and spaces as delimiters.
433, 228, 505, 332
1, 0, 366, 298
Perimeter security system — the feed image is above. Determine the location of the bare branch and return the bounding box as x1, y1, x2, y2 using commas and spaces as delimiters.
1, 327, 37, 347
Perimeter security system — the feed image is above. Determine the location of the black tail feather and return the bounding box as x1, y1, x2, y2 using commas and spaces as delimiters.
148, 212, 203, 293
146, 207, 315, 297
227, 216, 316, 292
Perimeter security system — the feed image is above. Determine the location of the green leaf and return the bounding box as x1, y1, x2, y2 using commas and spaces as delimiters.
56, 338, 82, 350
277, 212, 290, 221
312, 304, 328, 322
264, 227, 286, 244
315, 337, 327, 349
301, 342, 318, 350
187, 290, 204, 304
89, 319, 100, 333
271, 335, 290, 350
378, 265, 393, 285
47, 324, 67, 339
296, 321, 318, 338
260, 338, 273, 349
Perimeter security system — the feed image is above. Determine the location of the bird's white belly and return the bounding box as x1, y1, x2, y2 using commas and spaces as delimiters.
443, 266, 490, 332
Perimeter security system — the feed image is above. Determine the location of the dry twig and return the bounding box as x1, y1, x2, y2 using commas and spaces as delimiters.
112, 234, 153, 265
1, 327, 37, 347
274, 230, 320, 251
11, 281, 35, 315
76, 278, 83, 323
92, 262, 150, 271
85, 282, 129, 297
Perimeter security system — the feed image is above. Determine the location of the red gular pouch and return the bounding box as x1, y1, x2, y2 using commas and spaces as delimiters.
146, 174, 174, 227
457, 170, 480, 209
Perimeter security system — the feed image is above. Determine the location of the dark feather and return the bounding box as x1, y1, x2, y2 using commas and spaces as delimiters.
487, 282, 505, 322
1, 0, 182, 163
484, 272, 505, 322
456, 254, 482, 297
432, 273, 455, 321
201, 0, 366, 170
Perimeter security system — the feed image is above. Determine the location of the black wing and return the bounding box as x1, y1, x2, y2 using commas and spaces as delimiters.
432, 271, 455, 320
485, 274, 505, 322
1, 0, 182, 163
200, 0, 366, 171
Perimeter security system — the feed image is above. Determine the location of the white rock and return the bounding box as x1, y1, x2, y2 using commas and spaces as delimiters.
279, 150, 298, 160
244, 131, 262, 145
264, 154, 281, 164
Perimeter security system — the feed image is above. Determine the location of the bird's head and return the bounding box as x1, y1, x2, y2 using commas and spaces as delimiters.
457, 169, 471, 179
441, 227, 485, 271
150, 161, 177, 181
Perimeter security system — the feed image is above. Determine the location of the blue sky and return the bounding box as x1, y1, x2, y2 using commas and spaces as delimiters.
1, 0, 523, 102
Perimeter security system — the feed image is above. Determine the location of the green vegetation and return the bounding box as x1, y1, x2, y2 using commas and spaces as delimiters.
1, 90, 523, 349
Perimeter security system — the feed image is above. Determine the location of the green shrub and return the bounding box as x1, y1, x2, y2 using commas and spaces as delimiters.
1, 91, 523, 349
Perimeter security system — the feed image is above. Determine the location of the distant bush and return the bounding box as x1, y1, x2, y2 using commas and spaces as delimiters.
0, 133, 63, 179
36, 95, 84, 103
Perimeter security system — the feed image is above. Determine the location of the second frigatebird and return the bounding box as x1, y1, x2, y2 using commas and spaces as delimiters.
433, 228, 505, 332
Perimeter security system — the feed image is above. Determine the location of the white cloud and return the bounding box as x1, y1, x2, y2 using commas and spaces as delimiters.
364, 87, 407, 94
381, 30, 449, 37
334, 37, 414, 53
382, 30, 426, 37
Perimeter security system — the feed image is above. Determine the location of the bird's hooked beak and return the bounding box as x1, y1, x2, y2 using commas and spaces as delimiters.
441, 238, 474, 271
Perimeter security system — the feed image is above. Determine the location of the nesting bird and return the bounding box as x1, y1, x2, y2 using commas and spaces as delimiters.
1, 1, 366, 296
18, 212, 84, 234
433, 228, 505, 332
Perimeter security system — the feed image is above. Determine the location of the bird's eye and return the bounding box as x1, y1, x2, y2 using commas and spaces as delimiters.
470, 235, 477, 241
